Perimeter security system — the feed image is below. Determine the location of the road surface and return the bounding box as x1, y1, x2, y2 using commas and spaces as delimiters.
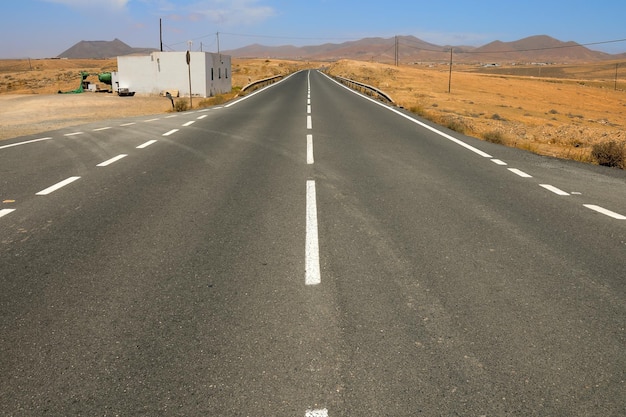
1, 70, 625, 416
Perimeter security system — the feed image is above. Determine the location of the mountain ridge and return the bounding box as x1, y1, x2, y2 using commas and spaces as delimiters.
57, 35, 626, 62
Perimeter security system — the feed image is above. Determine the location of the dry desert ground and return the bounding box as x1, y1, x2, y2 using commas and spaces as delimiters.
1, 57, 625, 168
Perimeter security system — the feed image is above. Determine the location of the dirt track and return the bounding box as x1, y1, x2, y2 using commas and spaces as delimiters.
0, 93, 172, 141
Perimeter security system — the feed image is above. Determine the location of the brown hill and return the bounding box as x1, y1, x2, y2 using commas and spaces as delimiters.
58, 38, 157, 59
225, 35, 620, 63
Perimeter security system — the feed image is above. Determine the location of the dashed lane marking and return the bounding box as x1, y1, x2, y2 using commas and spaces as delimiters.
539, 184, 570, 196
163, 129, 179, 136
137, 140, 158, 149
36, 176, 81, 196
0, 209, 16, 218
306, 180, 321, 286
97, 154, 128, 167
0, 137, 52, 150
508, 168, 533, 178
583, 204, 626, 220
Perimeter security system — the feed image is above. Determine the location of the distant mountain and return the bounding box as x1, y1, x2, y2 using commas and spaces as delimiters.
224, 35, 620, 63
58, 39, 157, 59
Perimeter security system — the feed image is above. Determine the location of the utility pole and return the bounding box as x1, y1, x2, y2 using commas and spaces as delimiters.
217, 32, 220, 54
395, 36, 399, 66
448, 48, 453, 93
187, 41, 193, 109
159, 18, 163, 52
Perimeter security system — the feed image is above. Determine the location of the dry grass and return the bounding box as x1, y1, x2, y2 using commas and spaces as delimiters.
326, 59, 626, 166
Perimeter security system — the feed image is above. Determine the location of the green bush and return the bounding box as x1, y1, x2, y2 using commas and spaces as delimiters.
591, 141, 625, 168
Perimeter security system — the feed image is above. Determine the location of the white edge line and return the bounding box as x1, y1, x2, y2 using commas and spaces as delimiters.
137, 140, 158, 149
539, 184, 570, 196
36, 176, 81, 195
0, 137, 53, 150
508, 168, 533, 178
583, 204, 626, 220
163, 129, 179, 136
0, 208, 16, 218
306, 180, 321, 286
319, 71, 493, 159
97, 154, 127, 167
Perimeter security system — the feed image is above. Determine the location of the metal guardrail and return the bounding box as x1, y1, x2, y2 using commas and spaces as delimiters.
330, 75, 395, 105
239, 75, 284, 95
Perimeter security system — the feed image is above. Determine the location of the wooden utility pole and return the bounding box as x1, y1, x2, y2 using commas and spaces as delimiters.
448, 48, 453, 93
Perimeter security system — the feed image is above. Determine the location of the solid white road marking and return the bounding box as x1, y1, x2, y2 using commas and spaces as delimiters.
491, 159, 507, 166
0, 137, 52, 150
183, 121, 195, 127
539, 184, 570, 196
306, 409, 328, 417
0, 209, 16, 218
64, 132, 83, 137
508, 168, 533, 178
583, 204, 626, 220
120, 122, 136, 126
36, 176, 81, 195
307, 134, 314, 165
306, 180, 321, 286
97, 154, 127, 167
163, 129, 179, 136
93, 127, 112, 131
137, 140, 158, 149
307, 115, 312, 130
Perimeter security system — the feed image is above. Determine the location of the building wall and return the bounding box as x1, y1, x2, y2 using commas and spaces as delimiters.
117, 52, 232, 97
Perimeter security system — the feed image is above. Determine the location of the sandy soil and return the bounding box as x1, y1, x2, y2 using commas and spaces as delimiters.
0, 94, 172, 140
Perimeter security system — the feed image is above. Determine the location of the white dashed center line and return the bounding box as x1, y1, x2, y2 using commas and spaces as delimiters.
306, 180, 321, 286
144, 118, 160, 122
197, 114, 208, 119
120, 122, 136, 126
306, 409, 328, 417
36, 176, 81, 196
93, 127, 112, 131
64, 132, 84, 137
0, 137, 52, 150
307, 115, 312, 130
183, 121, 195, 127
307, 134, 314, 165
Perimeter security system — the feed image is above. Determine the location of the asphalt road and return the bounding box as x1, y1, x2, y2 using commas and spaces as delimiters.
1, 70, 625, 416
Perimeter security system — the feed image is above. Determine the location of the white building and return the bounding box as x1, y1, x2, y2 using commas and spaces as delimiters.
116, 51, 232, 97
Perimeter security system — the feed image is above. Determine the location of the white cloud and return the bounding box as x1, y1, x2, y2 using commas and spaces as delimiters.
41, 0, 129, 11
186, 0, 275, 26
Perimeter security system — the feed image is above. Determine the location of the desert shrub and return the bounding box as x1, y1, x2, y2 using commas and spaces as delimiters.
443, 116, 467, 134
174, 99, 189, 112
548, 109, 559, 115
409, 104, 425, 116
483, 130, 505, 144
490, 113, 504, 120
591, 141, 625, 168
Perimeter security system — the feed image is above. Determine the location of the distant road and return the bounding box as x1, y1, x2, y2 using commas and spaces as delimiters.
1, 70, 625, 416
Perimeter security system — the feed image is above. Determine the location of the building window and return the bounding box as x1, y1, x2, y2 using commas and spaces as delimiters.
225, 68, 228, 79
219, 68, 222, 79
211, 68, 214, 81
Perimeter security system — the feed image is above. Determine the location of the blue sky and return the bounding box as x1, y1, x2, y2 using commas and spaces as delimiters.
2, 0, 626, 58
